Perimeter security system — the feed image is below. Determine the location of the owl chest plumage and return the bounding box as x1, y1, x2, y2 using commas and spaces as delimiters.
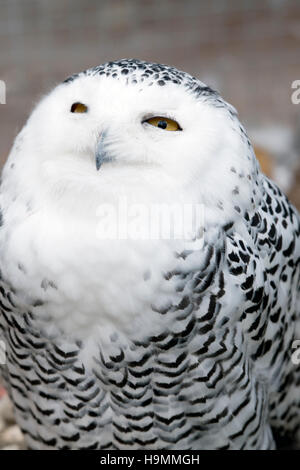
0, 176, 299, 450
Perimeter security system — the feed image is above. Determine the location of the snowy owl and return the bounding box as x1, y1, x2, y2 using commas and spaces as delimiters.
0, 59, 299, 450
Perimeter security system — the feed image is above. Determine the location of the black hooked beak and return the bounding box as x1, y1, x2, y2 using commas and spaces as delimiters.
95, 131, 112, 171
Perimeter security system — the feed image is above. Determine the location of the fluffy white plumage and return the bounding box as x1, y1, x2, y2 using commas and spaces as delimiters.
0, 59, 299, 450
1, 62, 252, 333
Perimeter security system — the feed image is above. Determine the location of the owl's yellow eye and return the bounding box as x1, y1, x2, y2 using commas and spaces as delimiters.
144, 116, 181, 131
70, 102, 88, 113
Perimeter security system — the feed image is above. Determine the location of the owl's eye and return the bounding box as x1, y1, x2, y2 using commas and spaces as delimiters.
70, 102, 88, 113
144, 116, 181, 131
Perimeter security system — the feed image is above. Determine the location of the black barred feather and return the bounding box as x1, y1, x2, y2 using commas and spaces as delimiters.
0, 60, 299, 450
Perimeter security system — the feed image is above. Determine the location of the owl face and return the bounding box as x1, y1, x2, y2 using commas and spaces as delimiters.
7, 60, 255, 219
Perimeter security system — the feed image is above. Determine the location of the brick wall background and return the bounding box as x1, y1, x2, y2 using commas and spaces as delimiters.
0, 0, 299, 206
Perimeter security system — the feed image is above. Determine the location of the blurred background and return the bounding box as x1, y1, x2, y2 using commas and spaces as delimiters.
0, 0, 299, 208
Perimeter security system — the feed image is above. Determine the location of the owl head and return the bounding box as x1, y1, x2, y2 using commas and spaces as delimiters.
4, 59, 259, 223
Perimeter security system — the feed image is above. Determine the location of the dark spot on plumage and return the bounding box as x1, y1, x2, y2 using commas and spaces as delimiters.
270, 307, 281, 323
41, 279, 58, 291
239, 251, 250, 263
238, 240, 246, 251
230, 265, 243, 276
234, 206, 241, 213
244, 212, 250, 222
260, 218, 268, 234
268, 264, 279, 276
63, 73, 80, 84
241, 275, 254, 290
176, 296, 190, 311
245, 303, 260, 314
260, 294, 268, 310
223, 221, 234, 232
252, 287, 264, 304
275, 201, 282, 213
109, 349, 125, 363
60, 432, 81, 443
175, 249, 193, 260
268, 223, 276, 240
52, 344, 79, 359
266, 193, 273, 206
228, 251, 239, 263
283, 237, 295, 257
164, 271, 173, 281
32, 299, 44, 307
250, 213, 261, 227
200, 296, 218, 322
270, 280, 277, 291
151, 302, 172, 315
244, 287, 254, 301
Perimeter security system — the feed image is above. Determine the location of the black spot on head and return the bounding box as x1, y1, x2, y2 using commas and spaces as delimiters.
63, 73, 80, 84
62, 59, 224, 106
